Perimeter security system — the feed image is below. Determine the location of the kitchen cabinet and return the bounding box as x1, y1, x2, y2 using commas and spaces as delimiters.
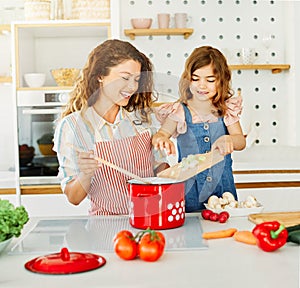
13, 21, 111, 90
0, 24, 12, 83
0, 76, 12, 83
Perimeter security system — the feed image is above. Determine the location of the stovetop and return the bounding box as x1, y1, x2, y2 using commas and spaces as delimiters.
9, 215, 208, 254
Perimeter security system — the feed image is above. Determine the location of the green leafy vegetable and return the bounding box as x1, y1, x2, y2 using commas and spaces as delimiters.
0, 199, 29, 242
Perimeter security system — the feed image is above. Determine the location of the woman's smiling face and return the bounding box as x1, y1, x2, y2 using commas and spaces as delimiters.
189, 64, 217, 101
100, 59, 141, 107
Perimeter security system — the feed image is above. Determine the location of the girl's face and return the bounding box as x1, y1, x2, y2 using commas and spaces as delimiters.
189, 64, 217, 101
100, 59, 141, 107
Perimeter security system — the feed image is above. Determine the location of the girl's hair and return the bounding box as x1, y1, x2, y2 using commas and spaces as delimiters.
179, 46, 233, 116
61, 39, 155, 121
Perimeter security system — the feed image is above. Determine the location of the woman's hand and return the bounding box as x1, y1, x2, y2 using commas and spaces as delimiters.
211, 135, 234, 156
77, 150, 99, 177
152, 131, 176, 155
65, 150, 99, 205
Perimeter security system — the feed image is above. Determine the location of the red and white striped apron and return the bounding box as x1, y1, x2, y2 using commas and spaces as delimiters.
88, 117, 154, 215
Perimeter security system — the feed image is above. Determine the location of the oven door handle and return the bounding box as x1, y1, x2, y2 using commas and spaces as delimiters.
22, 108, 62, 115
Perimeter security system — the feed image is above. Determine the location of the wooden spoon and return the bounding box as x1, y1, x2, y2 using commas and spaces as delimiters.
67, 144, 151, 184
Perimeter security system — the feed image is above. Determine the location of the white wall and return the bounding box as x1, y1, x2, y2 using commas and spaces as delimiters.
1, 1, 300, 172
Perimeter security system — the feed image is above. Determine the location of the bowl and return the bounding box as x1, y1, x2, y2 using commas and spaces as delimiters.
38, 143, 56, 156
131, 18, 152, 29
0, 237, 13, 255
19, 145, 35, 166
51, 68, 80, 87
204, 203, 264, 217
24, 73, 46, 87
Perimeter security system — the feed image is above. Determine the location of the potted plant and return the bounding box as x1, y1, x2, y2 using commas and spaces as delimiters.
0, 199, 29, 253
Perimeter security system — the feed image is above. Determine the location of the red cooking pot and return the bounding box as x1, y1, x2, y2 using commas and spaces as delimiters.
128, 177, 185, 230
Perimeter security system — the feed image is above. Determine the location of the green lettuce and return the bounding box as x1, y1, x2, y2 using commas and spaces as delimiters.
0, 199, 29, 242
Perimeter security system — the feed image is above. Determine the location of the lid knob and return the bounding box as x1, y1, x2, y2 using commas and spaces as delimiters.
60, 247, 70, 261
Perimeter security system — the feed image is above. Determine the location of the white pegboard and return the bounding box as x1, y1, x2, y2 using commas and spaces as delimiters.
119, 0, 296, 147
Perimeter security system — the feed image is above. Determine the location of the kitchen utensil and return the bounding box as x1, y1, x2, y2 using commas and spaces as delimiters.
248, 211, 300, 227
68, 144, 151, 184
204, 203, 264, 217
174, 13, 190, 28
0, 237, 13, 255
128, 177, 185, 230
38, 143, 56, 155
24, 247, 106, 274
131, 18, 152, 29
51, 68, 80, 86
157, 13, 170, 29
19, 145, 35, 167
157, 151, 224, 182
24, 73, 46, 87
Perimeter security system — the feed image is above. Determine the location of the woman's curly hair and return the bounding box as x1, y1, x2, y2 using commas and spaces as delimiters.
179, 46, 233, 117
61, 39, 155, 122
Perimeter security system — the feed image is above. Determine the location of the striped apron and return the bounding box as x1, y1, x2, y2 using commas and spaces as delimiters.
88, 115, 154, 215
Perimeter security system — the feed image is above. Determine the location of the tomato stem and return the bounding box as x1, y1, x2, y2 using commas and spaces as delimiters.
133, 227, 160, 242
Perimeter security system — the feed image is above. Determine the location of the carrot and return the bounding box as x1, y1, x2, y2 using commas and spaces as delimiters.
202, 228, 237, 239
233, 230, 257, 245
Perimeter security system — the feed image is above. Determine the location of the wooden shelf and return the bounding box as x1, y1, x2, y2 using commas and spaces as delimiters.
124, 28, 194, 40
17, 86, 72, 91
0, 76, 12, 83
0, 24, 11, 34
229, 64, 290, 74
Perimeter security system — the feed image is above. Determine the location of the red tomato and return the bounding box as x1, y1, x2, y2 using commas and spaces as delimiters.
209, 212, 219, 221
154, 231, 166, 246
113, 230, 134, 243
138, 232, 165, 262
218, 215, 228, 223
201, 209, 213, 220
114, 236, 138, 260
219, 211, 230, 219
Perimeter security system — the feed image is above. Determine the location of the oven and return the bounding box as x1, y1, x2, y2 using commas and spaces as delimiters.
17, 90, 69, 185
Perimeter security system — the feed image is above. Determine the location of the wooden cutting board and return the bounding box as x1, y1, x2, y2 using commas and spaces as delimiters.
157, 151, 224, 182
248, 211, 300, 227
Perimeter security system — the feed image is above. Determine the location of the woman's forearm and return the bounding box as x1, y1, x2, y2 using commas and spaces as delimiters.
64, 173, 91, 205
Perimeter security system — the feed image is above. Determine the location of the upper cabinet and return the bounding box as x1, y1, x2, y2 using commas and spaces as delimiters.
13, 21, 111, 90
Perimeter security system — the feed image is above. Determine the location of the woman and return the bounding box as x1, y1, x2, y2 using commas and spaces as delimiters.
54, 39, 167, 215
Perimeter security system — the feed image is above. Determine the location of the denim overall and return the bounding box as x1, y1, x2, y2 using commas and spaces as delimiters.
177, 104, 237, 212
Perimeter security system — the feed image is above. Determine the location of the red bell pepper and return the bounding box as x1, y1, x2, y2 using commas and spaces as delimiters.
252, 221, 288, 252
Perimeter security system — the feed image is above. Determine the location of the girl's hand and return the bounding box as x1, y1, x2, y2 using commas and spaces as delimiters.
211, 135, 234, 156
77, 150, 99, 177
152, 132, 176, 155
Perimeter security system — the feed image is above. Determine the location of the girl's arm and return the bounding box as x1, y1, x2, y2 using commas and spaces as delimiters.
212, 121, 246, 155
152, 117, 178, 155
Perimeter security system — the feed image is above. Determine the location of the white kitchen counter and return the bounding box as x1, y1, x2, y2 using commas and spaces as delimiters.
0, 214, 299, 288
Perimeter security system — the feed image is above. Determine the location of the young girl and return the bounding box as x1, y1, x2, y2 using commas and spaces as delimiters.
152, 46, 246, 212
53, 39, 168, 215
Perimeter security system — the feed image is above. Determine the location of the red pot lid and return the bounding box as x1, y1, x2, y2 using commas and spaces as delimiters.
24, 247, 106, 274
